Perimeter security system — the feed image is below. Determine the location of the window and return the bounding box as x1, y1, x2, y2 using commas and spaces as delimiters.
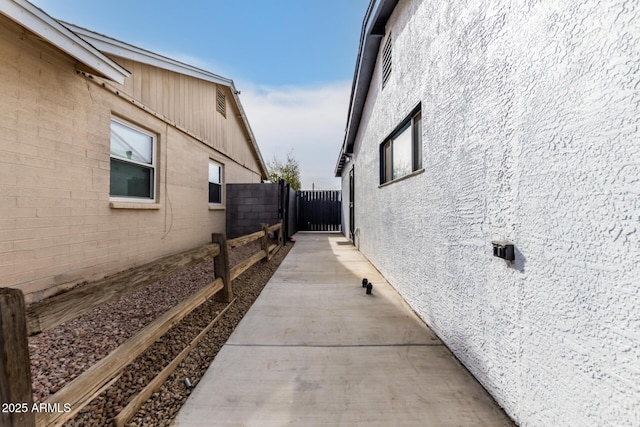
382, 34, 392, 89
209, 160, 223, 204
110, 118, 155, 200
216, 89, 226, 117
380, 107, 422, 184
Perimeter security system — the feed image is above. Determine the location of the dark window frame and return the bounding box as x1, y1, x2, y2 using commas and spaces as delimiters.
380, 104, 422, 185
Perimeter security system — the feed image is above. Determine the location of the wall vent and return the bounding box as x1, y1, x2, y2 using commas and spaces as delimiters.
216, 89, 226, 117
382, 34, 392, 89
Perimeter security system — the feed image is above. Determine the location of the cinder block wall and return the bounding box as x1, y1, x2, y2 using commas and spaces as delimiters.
226, 183, 279, 238
0, 17, 261, 302
340, 0, 640, 426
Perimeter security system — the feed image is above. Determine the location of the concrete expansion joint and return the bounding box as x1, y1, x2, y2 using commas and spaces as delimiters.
225, 343, 444, 348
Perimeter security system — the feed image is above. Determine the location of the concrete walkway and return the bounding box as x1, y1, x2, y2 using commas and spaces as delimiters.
174, 232, 514, 426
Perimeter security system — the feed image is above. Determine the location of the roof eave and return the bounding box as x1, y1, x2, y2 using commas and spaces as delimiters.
230, 87, 269, 180
65, 22, 234, 88
64, 22, 268, 179
0, 0, 130, 84
335, 0, 399, 177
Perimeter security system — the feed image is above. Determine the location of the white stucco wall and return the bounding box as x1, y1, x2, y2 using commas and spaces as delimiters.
341, 1, 640, 425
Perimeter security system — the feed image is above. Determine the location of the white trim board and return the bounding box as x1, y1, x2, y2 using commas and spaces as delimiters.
0, 0, 130, 84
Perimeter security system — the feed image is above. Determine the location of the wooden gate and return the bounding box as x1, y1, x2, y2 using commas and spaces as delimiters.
297, 190, 342, 231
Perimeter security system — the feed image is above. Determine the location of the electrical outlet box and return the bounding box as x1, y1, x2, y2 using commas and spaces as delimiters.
492, 242, 515, 261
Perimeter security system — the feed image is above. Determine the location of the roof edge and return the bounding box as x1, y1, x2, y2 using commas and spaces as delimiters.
0, 0, 130, 84
231, 89, 269, 180
65, 22, 234, 88
334, 0, 399, 177
64, 22, 268, 179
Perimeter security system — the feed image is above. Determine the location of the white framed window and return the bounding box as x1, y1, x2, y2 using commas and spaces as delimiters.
110, 118, 156, 201
209, 160, 223, 205
380, 106, 422, 184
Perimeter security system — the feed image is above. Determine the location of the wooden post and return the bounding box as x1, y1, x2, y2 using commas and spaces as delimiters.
278, 220, 284, 247
212, 233, 233, 302
261, 223, 270, 261
0, 288, 35, 427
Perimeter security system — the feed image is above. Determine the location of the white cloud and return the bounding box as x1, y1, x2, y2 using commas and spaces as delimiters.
120, 51, 350, 191
238, 82, 350, 190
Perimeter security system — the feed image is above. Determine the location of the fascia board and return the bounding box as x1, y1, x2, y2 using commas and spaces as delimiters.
0, 0, 130, 84
66, 23, 234, 88
335, 0, 383, 176
231, 89, 269, 180
335, 0, 398, 177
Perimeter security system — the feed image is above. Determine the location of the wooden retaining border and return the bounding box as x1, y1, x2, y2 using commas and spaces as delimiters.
0, 221, 284, 427
25, 244, 220, 336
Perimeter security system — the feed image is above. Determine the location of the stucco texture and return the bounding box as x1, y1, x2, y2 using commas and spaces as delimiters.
341, 0, 639, 426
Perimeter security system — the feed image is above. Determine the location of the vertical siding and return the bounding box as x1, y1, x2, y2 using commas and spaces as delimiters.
113, 57, 262, 175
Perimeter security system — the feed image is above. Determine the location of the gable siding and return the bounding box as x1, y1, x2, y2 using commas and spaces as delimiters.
341, 0, 640, 426
110, 57, 262, 175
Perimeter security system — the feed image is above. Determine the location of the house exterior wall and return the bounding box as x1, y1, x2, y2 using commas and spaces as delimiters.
340, 0, 639, 426
0, 16, 261, 302
110, 57, 263, 175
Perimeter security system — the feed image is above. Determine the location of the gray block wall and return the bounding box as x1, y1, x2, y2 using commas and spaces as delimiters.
226, 183, 280, 238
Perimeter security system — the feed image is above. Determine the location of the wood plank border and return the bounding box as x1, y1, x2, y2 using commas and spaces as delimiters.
267, 223, 282, 233
230, 251, 267, 281
17, 222, 285, 426
114, 297, 237, 426
227, 230, 265, 249
26, 244, 220, 336
35, 279, 223, 427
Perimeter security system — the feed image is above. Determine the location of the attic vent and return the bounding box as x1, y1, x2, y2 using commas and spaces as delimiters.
216, 89, 226, 117
382, 34, 392, 89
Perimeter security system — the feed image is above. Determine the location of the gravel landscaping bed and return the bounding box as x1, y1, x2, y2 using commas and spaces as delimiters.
28, 240, 293, 426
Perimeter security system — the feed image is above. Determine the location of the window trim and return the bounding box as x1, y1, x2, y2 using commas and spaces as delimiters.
109, 117, 157, 203
380, 104, 422, 185
208, 159, 224, 206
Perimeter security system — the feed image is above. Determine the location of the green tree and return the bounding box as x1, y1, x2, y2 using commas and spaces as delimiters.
267, 151, 301, 190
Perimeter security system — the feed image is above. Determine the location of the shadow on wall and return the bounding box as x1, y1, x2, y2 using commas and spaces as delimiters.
493, 242, 526, 273
510, 246, 527, 273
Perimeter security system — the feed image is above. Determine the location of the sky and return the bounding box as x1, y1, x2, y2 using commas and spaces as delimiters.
31, 0, 370, 190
